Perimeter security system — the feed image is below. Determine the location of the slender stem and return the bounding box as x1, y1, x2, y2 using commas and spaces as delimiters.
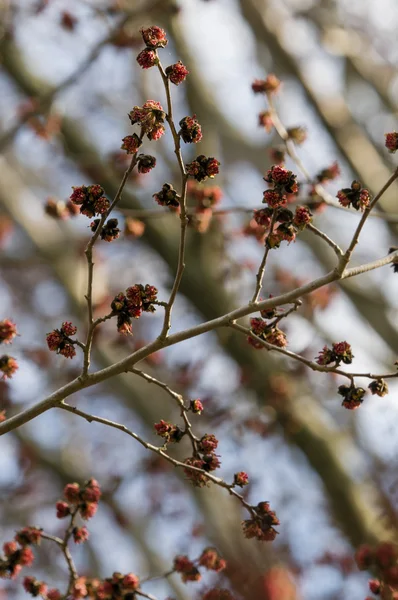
156, 58, 189, 340
131, 368, 199, 450
59, 402, 253, 513
83, 153, 140, 376
251, 210, 278, 303
306, 223, 343, 258
2, 250, 397, 436
120, 204, 398, 223
337, 167, 398, 274
41, 524, 79, 592
230, 322, 398, 383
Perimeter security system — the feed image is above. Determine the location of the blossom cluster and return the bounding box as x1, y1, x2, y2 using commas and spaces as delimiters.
242, 501, 280, 542
356, 541, 398, 599
316, 341, 353, 366
129, 100, 166, 141
90, 217, 120, 242
248, 317, 287, 350
57, 478, 101, 521
46, 321, 78, 359
0, 528, 40, 579
186, 155, 220, 183
69, 184, 110, 218
186, 182, 223, 232
336, 180, 371, 211
0, 319, 18, 380
111, 284, 158, 334
173, 547, 226, 583
154, 419, 184, 443
184, 433, 221, 487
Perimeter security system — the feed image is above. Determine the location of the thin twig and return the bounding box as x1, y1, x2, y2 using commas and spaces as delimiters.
59, 402, 253, 513
230, 322, 398, 384
130, 368, 198, 451
337, 167, 398, 274
2, 249, 398, 435
156, 58, 189, 340
251, 210, 277, 303
83, 153, 140, 376
306, 223, 343, 258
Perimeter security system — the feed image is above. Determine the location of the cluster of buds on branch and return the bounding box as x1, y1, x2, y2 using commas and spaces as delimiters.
0, 319, 18, 381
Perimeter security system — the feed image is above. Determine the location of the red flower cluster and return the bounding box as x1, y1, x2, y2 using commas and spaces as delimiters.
385, 131, 398, 153
242, 501, 279, 542
315, 161, 340, 184
140, 26, 168, 49
0, 529, 39, 579
129, 100, 166, 141
90, 218, 120, 242
184, 433, 220, 487
153, 183, 180, 208
252, 75, 281, 95
0, 355, 19, 379
173, 555, 201, 583
248, 317, 287, 350
179, 115, 203, 143
0, 319, 18, 344
263, 165, 298, 206
233, 471, 249, 487
368, 378, 389, 397
72, 526, 89, 544
337, 180, 371, 211
136, 48, 157, 69
57, 479, 101, 521
356, 541, 398, 599
190, 398, 204, 414
111, 284, 158, 334
68, 571, 140, 599
337, 384, 365, 410
69, 184, 110, 219
198, 548, 226, 572
23, 576, 47, 596
46, 321, 78, 359
120, 133, 142, 154
154, 420, 184, 443
186, 155, 220, 182
137, 154, 156, 174
166, 61, 189, 85
316, 341, 353, 366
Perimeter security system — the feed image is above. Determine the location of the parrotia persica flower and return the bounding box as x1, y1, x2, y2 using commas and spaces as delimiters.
258, 110, 273, 132
336, 180, 371, 211
136, 48, 158, 69
121, 133, 142, 154
233, 471, 249, 487
137, 154, 156, 173
46, 322, 78, 359
129, 100, 166, 141
242, 501, 279, 542
179, 115, 203, 143
316, 161, 340, 183
165, 61, 189, 85
173, 555, 201, 583
198, 547, 227, 572
316, 341, 353, 366
0, 320, 18, 344
153, 183, 180, 208
186, 155, 220, 182
140, 26, 168, 49
69, 184, 109, 218
111, 284, 158, 334
0, 355, 18, 379
251, 74, 281, 95
248, 317, 287, 349
338, 384, 365, 410
368, 379, 389, 397
90, 218, 120, 242
385, 131, 398, 153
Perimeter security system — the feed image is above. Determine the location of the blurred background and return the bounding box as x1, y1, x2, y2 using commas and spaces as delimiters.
0, 0, 398, 598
